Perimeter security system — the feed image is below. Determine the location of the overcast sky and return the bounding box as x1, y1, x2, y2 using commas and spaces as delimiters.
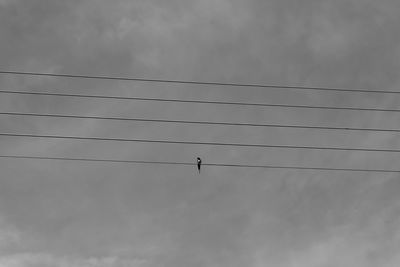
1, 0, 400, 266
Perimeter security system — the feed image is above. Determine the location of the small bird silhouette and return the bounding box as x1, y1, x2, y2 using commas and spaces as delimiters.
197, 157, 202, 173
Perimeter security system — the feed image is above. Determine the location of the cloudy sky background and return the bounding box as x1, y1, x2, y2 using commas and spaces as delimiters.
1, 0, 400, 266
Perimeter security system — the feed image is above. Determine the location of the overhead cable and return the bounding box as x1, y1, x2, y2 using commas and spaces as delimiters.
1, 90, 400, 113
0, 155, 399, 173
1, 111, 400, 133
1, 70, 399, 94
1, 133, 400, 153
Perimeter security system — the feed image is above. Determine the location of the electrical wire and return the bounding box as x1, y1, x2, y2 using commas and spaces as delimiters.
1, 70, 400, 94
1, 133, 400, 153
0, 155, 399, 173
2, 111, 400, 133
2, 71, 399, 174
1, 90, 400, 113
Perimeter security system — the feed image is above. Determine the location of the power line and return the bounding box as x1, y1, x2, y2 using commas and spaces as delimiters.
0, 155, 399, 173
1, 133, 400, 153
1, 89, 400, 113
2, 111, 400, 133
1, 70, 399, 94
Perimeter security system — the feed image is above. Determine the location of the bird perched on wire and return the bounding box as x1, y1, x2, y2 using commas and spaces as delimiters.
197, 157, 202, 173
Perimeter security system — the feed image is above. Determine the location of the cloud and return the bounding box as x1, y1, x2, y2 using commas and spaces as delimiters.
1, 0, 400, 266
277, 181, 400, 267
286, 224, 400, 267
0, 0, 15, 7
0, 254, 146, 267
0, 218, 20, 250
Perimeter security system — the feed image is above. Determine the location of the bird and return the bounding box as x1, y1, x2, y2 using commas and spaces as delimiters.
197, 157, 202, 173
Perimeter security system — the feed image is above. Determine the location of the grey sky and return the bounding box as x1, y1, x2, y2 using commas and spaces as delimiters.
1, 0, 400, 266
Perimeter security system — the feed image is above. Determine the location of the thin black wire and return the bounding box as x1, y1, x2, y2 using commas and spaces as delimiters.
1, 70, 400, 94
1, 133, 400, 153
2, 111, 400, 133
1, 90, 400, 113
0, 155, 399, 173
